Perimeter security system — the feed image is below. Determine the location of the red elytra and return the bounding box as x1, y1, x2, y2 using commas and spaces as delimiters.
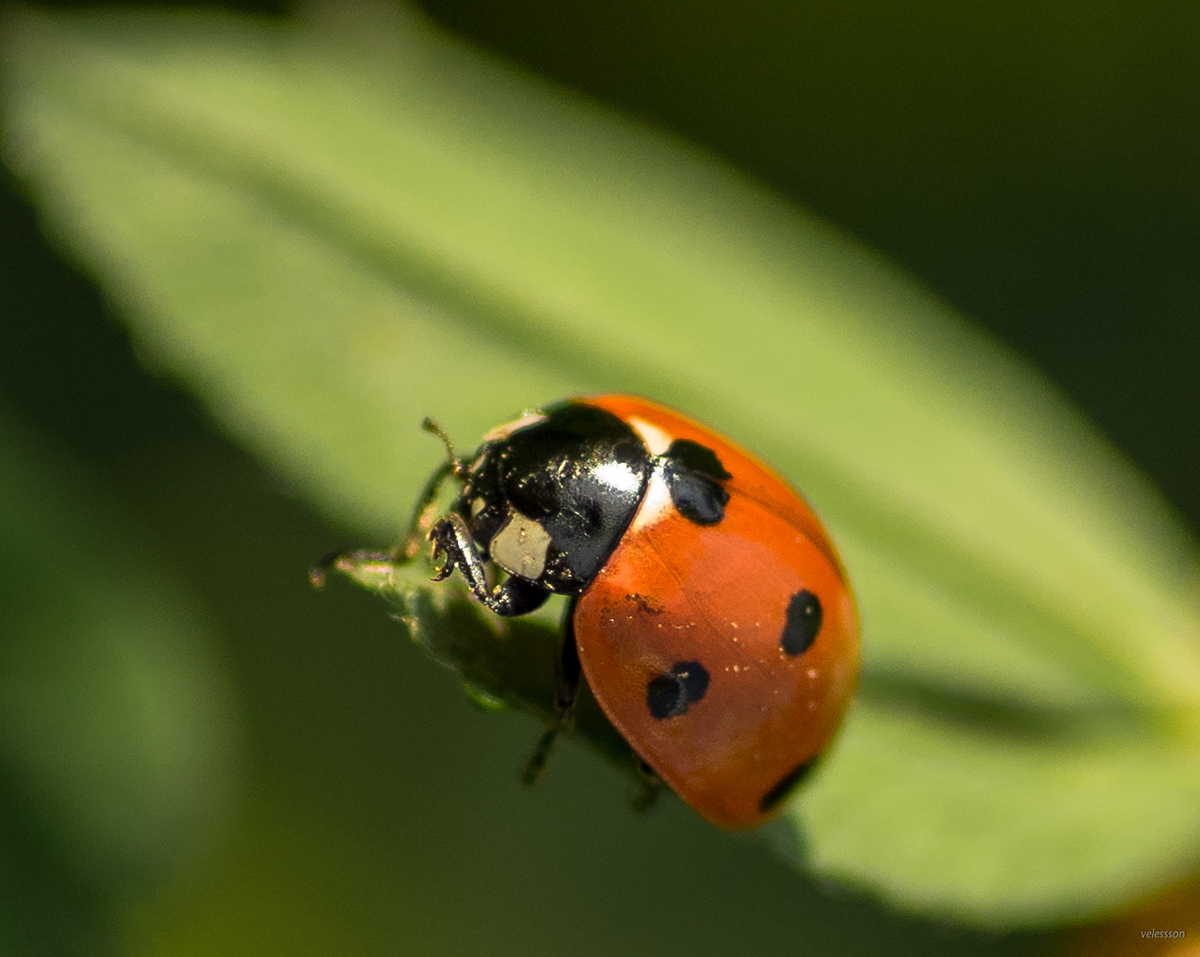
408, 392, 861, 830
572, 395, 859, 829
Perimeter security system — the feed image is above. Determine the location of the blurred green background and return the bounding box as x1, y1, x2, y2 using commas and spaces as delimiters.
1, 0, 1196, 954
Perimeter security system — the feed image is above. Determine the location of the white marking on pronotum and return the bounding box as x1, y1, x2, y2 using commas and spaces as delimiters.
490, 509, 552, 579
629, 468, 674, 532
626, 416, 673, 456
593, 460, 642, 494
482, 411, 546, 443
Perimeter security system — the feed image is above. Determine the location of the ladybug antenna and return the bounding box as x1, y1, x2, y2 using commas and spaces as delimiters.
422, 417, 467, 478
391, 417, 468, 561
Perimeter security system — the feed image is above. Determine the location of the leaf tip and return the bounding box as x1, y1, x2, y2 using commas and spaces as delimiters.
310, 547, 402, 594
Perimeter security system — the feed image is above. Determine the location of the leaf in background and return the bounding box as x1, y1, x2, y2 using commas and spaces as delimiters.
0, 403, 237, 946
3, 1, 1198, 927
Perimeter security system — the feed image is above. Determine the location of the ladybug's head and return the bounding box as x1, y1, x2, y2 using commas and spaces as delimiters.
444, 401, 653, 596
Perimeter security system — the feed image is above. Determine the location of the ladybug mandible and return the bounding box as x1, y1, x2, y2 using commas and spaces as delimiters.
423, 395, 858, 830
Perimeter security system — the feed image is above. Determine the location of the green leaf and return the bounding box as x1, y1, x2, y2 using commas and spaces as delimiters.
0, 403, 236, 942
4, 1, 1199, 927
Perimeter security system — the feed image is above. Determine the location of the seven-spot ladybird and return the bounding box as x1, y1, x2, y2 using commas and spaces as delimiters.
423, 395, 859, 830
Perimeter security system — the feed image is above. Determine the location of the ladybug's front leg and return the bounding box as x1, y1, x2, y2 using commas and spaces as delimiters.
429, 514, 549, 617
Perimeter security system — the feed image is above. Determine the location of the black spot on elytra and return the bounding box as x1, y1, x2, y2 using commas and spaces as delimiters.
662, 439, 731, 525
781, 589, 822, 656
759, 756, 820, 813
666, 439, 731, 482
646, 661, 710, 719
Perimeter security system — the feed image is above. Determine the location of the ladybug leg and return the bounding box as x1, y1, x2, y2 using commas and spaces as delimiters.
522, 605, 581, 786
314, 420, 467, 584
629, 759, 664, 814
556, 615, 582, 712
429, 514, 549, 616
393, 418, 470, 562
521, 722, 561, 786
393, 458, 455, 561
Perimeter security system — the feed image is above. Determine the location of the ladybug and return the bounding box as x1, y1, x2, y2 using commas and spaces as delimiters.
423, 394, 858, 830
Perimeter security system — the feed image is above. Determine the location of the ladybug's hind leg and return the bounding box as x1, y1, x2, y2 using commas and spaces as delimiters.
629, 759, 664, 814
522, 604, 581, 786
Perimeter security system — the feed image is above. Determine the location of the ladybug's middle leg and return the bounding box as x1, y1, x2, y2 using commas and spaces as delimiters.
522, 604, 581, 785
